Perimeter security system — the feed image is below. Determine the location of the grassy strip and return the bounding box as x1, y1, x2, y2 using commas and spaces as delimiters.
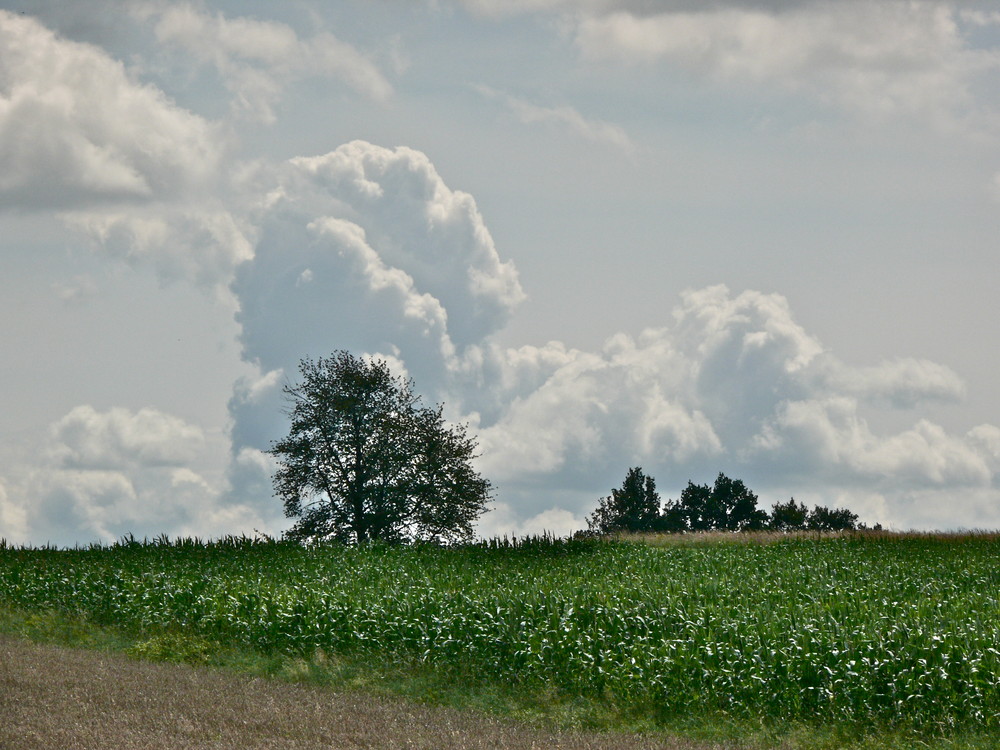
0, 602, 995, 750
618, 528, 1000, 546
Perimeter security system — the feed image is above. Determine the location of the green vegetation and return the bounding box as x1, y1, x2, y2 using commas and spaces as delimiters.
1, 532, 998, 748
272, 351, 492, 544
588, 468, 864, 535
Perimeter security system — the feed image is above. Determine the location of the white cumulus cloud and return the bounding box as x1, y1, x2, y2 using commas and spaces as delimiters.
468, 285, 999, 525
0, 10, 222, 210
0, 405, 284, 546
231, 141, 524, 387
65, 207, 254, 292
821, 357, 966, 408
749, 399, 993, 488
203, 138, 999, 533
224, 142, 526, 509
49, 405, 206, 470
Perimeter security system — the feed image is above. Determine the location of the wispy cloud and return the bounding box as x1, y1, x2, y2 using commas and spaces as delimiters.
475, 85, 635, 156
134, 2, 393, 123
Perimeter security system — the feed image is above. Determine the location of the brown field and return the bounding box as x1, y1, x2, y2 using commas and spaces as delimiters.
0, 636, 743, 750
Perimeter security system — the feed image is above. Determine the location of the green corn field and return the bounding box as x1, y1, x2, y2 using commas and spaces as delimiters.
1, 532, 998, 734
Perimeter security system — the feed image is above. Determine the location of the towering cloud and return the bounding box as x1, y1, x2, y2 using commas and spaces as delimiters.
224, 141, 526, 509
230, 141, 522, 377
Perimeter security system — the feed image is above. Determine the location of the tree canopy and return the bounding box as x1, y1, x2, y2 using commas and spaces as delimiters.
586, 466, 662, 534
769, 498, 810, 532
269, 352, 492, 544
584, 468, 862, 535
665, 473, 769, 532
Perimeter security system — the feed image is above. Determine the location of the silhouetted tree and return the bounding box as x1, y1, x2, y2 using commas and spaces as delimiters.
716, 473, 769, 531
769, 498, 810, 531
660, 499, 688, 533
673, 473, 768, 531
587, 467, 662, 534
675, 480, 714, 531
270, 351, 492, 544
807, 504, 859, 531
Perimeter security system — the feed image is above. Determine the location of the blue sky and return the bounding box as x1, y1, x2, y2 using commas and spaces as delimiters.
2, 1, 1000, 545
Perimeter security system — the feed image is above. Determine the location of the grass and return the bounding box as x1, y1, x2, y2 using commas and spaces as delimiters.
1, 531, 998, 749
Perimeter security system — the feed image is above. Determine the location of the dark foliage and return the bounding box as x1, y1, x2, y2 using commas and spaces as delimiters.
807, 504, 860, 531
269, 351, 492, 544
668, 473, 769, 532
769, 498, 810, 531
586, 467, 662, 534
767, 498, 859, 532
583, 468, 862, 536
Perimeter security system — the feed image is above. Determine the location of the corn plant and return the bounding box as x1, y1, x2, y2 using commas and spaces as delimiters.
1, 532, 997, 733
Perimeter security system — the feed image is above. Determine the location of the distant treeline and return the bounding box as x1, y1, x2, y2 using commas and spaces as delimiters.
585, 468, 871, 536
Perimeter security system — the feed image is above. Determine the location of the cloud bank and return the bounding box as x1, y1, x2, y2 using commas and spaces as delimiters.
219, 140, 997, 536
461, 0, 1000, 128
0, 405, 265, 546
5, 131, 997, 541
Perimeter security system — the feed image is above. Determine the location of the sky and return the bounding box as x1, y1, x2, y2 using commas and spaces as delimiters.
2, 0, 1000, 546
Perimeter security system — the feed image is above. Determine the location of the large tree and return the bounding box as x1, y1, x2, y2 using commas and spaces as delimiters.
269, 352, 492, 544
587, 466, 662, 534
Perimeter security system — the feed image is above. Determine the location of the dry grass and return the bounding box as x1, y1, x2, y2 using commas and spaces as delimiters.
0, 636, 744, 750
615, 528, 1000, 547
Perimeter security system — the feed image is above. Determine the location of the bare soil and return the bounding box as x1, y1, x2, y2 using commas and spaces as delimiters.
0, 636, 741, 750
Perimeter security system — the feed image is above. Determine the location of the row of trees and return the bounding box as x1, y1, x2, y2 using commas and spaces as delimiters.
268, 351, 864, 545
586, 467, 863, 535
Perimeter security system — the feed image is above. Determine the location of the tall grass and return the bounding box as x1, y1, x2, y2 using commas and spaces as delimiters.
1, 532, 997, 734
